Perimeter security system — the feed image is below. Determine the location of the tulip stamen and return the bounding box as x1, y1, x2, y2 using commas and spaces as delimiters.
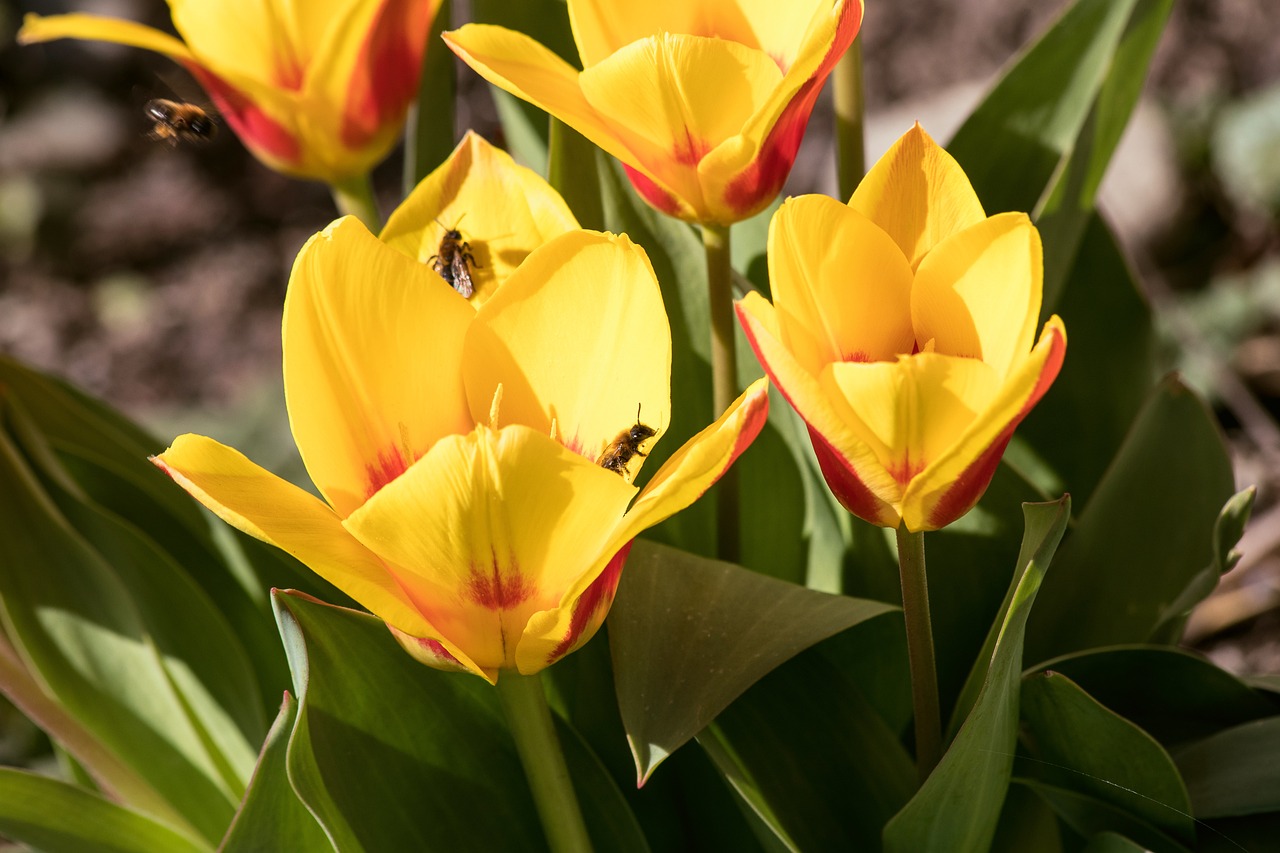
488, 383, 504, 429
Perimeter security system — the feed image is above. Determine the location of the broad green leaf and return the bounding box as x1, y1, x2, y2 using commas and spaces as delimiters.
0, 768, 210, 853
1081, 832, 1155, 853
0, 411, 241, 843
1025, 376, 1234, 664
1029, 646, 1277, 746
883, 498, 1070, 853
699, 623, 915, 852
1020, 780, 1193, 853
608, 539, 896, 782
275, 592, 645, 852
548, 118, 604, 231
1015, 213, 1156, 506
221, 693, 332, 852
402, 0, 456, 191
991, 782, 1064, 853
1174, 717, 1280, 818
1021, 672, 1193, 840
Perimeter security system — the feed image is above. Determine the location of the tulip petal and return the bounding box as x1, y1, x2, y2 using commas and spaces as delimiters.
902, 316, 1067, 531
821, 353, 1001, 492
912, 212, 1042, 378
579, 34, 781, 217
284, 216, 475, 519
464, 231, 671, 471
18, 13, 195, 61
342, 426, 637, 674
849, 123, 987, 269
150, 434, 486, 675
737, 294, 901, 524
381, 132, 580, 307
767, 194, 914, 372
168, 1, 311, 90
443, 25, 652, 185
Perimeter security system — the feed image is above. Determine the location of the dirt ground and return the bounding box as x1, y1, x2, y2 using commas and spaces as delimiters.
3, 0, 1280, 668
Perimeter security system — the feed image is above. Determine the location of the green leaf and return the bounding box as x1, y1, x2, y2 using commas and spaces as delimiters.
1173, 717, 1280, 818
0, 407, 244, 843
1081, 832, 1155, 853
1028, 647, 1277, 746
699, 623, 916, 851
1020, 780, 1193, 853
0, 768, 210, 853
1025, 376, 1234, 664
221, 693, 332, 852
548, 118, 604, 231
608, 539, 896, 782
991, 782, 1065, 853
274, 592, 645, 852
883, 497, 1071, 853
1021, 672, 1194, 840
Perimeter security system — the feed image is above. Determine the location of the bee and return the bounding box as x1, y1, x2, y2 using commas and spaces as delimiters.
428, 219, 480, 298
144, 99, 218, 145
599, 405, 658, 478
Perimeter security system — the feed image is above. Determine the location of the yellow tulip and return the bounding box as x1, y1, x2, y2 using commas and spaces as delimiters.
19, 0, 441, 182
737, 125, 1066, 532
444, 0, 862, 225
382, 131, 580, 307
154, 218, 768, 682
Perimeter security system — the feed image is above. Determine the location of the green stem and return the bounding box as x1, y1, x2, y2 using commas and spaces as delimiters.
896, 526, 941, 782
402, 0, 454, 196
329, 173, 381, 231
833, 36, 866, 202
496, 671, 592, 853
702, 221, 739, 564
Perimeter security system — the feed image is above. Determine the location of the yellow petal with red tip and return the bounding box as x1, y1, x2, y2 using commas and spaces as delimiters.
849, 124, 987, 270
737, 294, 901, 523
150, 434, 483, 674
18, 13, 195, 62
767, 194, 914, 372
579, 34, 781, 212
912, 212, 1042, 378
283, 216, 475, 519
443, 25, 646, 180
464, 231, 670, 470
342, 425, 636, 675
169, 1, 310, 89
381, 131, 580, 307
901, 316, 1067, 530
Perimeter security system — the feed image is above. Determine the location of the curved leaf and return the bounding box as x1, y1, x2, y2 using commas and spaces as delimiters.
1174, 717, 1280, 818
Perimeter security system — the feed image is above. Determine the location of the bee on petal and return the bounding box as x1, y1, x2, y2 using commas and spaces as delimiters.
599, 406, 658, 478
429, 219, 480, 298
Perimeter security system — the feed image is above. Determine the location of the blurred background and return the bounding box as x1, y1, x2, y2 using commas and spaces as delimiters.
2, 0, 1280, 716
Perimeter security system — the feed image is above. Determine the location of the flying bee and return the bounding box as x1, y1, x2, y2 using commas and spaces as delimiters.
144, 99, 218, 145
428, 218, 480, 298
599, 405, 658, 478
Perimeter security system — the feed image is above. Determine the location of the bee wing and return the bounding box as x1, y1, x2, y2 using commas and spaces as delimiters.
450, 253, 475, 298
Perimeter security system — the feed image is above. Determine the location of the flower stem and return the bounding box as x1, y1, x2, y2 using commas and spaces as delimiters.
834, 35, 866, 202
702, 220, 740, 564
496, 670, 592, 853
896, 525, 942, 781
329, 173, 381, 231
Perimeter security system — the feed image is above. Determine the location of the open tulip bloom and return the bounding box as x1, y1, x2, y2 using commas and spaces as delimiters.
19, 0, 440, 182
444, 0, 862, 224
153, 219, 768, 682
737, 125, 1067, 532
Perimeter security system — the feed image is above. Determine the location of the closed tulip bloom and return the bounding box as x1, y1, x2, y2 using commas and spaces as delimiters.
382, 130, 580, 307
154, 219, 767, 682
737, 125, 1066, 532
19, 0, 440, 182
444, 0, 862, 225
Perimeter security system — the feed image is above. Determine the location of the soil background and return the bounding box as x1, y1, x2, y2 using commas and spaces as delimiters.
3, 0, 1280, 670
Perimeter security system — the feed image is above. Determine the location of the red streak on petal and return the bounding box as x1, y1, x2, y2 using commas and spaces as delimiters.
466, 553, 535, 611
844, 350, 871, 363
926, 326, 1066, 529
341, 0, 435, 149
673, 128, 711, 166
185, 63, 301, 165
888, 455, 926, 488
623, 164, 685, 218
722, 3, 862, 218
402, 634, 464, 667
808, 425, 898, 527
365, 445, 410, 500
274, 58, 304, 92
547, 541, 633, 664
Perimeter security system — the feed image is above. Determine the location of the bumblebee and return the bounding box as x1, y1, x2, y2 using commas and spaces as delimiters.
429, 220, 480, 298
599, 406, 658, 477
144, 99, 217, 145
